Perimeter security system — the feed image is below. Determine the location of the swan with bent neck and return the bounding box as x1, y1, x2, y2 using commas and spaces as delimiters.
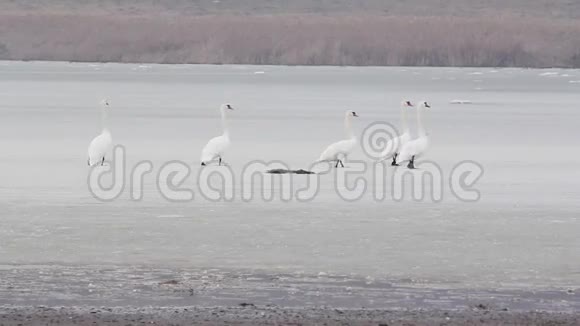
87, 99, 112, 166
379, 100, 413, 165
396, 101, 431, 169
200, 103, 234, 166
317, 110, 359, 168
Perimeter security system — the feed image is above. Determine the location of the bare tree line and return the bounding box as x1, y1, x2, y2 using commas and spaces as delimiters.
1, 13, 580, 67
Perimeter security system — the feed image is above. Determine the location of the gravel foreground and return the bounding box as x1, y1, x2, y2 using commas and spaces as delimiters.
1, 264, 579, 325
1, 305, 579, 326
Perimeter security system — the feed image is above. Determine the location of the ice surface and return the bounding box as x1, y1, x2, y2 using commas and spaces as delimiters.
0, 62, 579, 295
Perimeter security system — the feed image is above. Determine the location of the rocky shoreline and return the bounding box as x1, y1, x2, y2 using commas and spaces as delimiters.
1, 305, 579, 325
0, 264, 579, 325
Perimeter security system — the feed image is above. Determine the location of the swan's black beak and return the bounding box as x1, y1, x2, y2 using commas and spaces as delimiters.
226, 104, 234, 110
353, 112, 359, 117
424, 103, 431, 108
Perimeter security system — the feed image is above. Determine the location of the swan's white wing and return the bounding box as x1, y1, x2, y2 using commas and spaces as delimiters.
413, 136, 430, 157
399, 133, 411, 148
87, 132, 112, 166
395, 141, 415, 163
318, 138, 356, 162
201, 135, 230, 163
379, 132, 411, 161
379, 137, 399, 160
396, 136, 429, 164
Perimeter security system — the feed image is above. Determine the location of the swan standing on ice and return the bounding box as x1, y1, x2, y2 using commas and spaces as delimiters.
396, 101, 431, 169
87, 99, 112, 166
380, 100, 413, 165
317, 110, 359, 168
200, 103, 234, 166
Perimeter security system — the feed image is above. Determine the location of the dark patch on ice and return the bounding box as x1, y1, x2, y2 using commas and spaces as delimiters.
266, 169, 315, 174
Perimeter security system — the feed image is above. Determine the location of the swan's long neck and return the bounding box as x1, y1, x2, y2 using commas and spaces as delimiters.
101, 107, 109, 133
417, 105, 426, 137
401, 104, 409, 134
220, 107, 229, 137
344, 114, 355, 139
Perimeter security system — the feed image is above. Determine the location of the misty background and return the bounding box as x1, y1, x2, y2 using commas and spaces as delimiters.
1, 0, 580, 67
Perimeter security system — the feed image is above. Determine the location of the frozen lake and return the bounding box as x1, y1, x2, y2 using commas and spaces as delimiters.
0, 61, 579, 308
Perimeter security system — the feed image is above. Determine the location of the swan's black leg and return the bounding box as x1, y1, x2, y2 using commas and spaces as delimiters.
339, 160, 344, 168
87, 158, 90, 166
335, 160, 339, 168
101, 157, 105, 166
391, 153, 399, 166
407, 156, 415, 169
218, 157, 222, 166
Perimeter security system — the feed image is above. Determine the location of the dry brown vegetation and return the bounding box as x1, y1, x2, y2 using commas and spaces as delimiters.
1, 1, 580, 67
4, 0, 580, 19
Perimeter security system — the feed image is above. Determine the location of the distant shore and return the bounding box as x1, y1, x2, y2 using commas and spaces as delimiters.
1, 11, 580, 68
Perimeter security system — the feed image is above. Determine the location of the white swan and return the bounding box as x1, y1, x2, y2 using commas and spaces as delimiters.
396, 101, 431, 169
87, 99, 112, 166
379, 100, 413, 165
317, 110, 359, 168
200, 103, 234, 166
